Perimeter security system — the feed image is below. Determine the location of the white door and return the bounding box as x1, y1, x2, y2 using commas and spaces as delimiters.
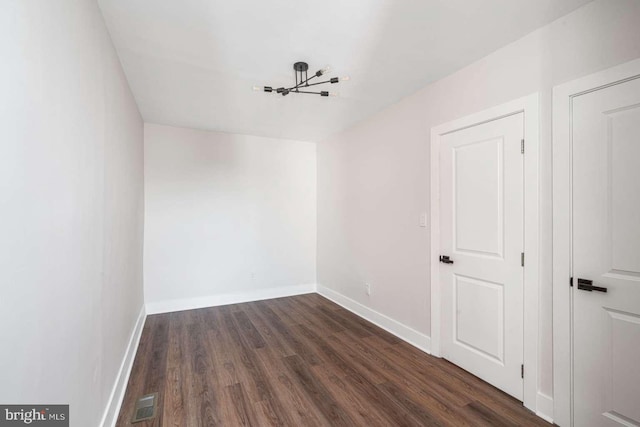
439, 113, 524, 400
572, 76, 640, 427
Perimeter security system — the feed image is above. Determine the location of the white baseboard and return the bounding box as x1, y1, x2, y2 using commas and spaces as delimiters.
316, 286, 555, 423
536, 392, 554, 424
145, 284, 317, 315
99, 306, 147, 427
316, 285, 431, 354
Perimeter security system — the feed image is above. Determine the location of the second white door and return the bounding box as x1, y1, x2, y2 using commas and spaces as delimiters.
439, 112, 524, 400
570, 72, 640, 427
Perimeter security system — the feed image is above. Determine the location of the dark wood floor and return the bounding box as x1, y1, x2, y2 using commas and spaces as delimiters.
117, 294, 550, 426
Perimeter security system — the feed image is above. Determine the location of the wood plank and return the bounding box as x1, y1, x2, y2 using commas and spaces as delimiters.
161, 313, 188, 427
184, 321, 220, 426
224, 383, 257, 426
283, 355, 355, 427
232, 310, 266, 349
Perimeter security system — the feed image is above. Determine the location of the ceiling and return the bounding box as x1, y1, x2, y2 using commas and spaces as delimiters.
98, 0, 592, 142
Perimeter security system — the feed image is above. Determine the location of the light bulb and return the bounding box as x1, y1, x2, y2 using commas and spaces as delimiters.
320, 66, 331, 75
329, 92, 339, 97
340, 76, 350, 81
252, 85, 261, 91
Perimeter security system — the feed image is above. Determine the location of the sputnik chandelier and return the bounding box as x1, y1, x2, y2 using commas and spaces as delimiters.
253, 61, 349, 97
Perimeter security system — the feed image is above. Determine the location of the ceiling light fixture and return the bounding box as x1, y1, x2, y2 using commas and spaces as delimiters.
253, 62, 348, 97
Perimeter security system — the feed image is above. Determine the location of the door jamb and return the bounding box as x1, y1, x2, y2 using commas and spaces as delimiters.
429, 93, 540, 412
552, 58, 640, 427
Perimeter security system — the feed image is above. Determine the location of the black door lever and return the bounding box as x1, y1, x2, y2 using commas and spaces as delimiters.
439, 255, 454, 264
577, 278, 607, 293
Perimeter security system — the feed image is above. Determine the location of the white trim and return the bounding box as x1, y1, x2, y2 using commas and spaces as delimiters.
316, 285, 431, 354
429, 93, 540, 412
536, 392, 554, 424
145, 284, 317, 315
552, 58, 640, 427
99, 306, 147, 427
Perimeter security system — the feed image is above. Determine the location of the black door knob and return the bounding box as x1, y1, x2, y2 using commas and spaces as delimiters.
577, 278, 607, 293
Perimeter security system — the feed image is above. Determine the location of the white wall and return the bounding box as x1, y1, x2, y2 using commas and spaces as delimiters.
317, 0, 640, 402
0, 1, 144, 426
144, 124, 316, 311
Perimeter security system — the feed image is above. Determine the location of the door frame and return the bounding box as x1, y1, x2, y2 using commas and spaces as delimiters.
429, 93, 540, 412
552, 58, 640, 427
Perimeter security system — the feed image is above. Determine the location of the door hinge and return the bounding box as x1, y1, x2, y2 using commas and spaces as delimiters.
570, 276, 574, 287
521, 364, 524, 378
521, 252, 524, 267
521, 139, 525, 154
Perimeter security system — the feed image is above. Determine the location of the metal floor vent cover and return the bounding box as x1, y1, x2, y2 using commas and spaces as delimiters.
131, 392, 159, 423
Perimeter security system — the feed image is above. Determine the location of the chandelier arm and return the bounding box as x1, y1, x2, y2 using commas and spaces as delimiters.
293, 90, 324, 95
303, 80, 333, 87
261, 81, 330, 93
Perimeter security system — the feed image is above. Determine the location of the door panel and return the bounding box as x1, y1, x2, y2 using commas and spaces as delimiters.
454, 274, 504, 362
605, 309, 640, 425
572, 76, 640, 427
440, 113, 524, 400
609, 106, 640, 274
454, 138, 504, 258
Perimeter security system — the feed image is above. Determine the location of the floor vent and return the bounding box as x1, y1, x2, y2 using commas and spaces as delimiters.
131, 392, 159, 423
